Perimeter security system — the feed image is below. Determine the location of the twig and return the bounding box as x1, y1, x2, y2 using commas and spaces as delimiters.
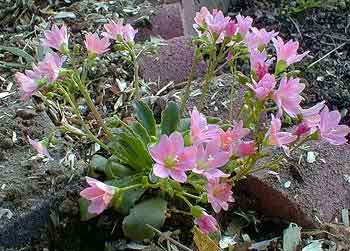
288, 17, 303, 39
307, 42, 347, 69
146, 224, 193, 251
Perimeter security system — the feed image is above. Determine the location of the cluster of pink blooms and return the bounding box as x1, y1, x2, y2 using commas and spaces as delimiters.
149, 107, 254, 234
15, 21, 137, 101
194, 7, 350, 149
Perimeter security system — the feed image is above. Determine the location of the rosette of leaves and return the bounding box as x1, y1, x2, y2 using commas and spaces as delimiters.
82, 100, 182, 240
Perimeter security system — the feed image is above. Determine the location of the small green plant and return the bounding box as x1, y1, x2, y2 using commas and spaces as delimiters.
284, 0, 321, 14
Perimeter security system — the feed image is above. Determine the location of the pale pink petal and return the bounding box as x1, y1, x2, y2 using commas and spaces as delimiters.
80, 187, 104, 200
169, 170, 187, 183
88, 196, 106, 214
153, 164, 170, 178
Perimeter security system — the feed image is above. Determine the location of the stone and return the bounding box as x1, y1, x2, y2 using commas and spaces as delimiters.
130, 3, 184, 41
147, 3, 184, 40
139, 36, 206, 87
236, 141, 350, 228
15, 109, 37, 120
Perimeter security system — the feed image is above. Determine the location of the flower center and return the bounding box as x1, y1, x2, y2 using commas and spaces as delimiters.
164, 155, 177, 169
197, 159, 209, 170
213, 187, 224, 197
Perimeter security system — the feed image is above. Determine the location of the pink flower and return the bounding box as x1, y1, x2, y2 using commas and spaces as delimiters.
294, 122, 312, 137
224, 21, 238, 37
42, 24, 68, 51
319, 106, 350, 145
233, 141, 256, 157
122, 24, 138, 42
27, 136, 52, 159
205, 9, 230, 34
149, 132, 195, 183
215, 121, 250, 152
84, 33, 110, 55
15, 71, 39, 101
236, 14, 253, 36
301, 101, 325, 128
273, 36, 309, 66
194, 7, 211, 26
245, 27, 278, 49
273, 77, 305, 118
36, 52, 65, 83
80, 177, 116, 215
267, 114, 297, 148
207, 179, 234, 213
102, 20, 124, 40
123, 24, 138, 42
102, 21, 138, 42
249, 49, 273, 80
227, 51, 234, 61
194, 213, 219, 234
190, 107, 221, 145
192, 141, 230, 180
247, 73, 276, 101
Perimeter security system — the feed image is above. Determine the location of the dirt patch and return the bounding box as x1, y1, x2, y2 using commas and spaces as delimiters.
0, 88, 77, 247
230, 1, 350, 111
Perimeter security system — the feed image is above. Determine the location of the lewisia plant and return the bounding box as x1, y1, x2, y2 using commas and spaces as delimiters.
15, 8, 350, 241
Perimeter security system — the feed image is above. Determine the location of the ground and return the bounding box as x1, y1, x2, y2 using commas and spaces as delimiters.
0, 0, 350, 250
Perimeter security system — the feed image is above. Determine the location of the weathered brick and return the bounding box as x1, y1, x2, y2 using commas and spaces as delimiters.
139, 36, 206, 86
131, 3, 184, 41
237, 141, 350, 227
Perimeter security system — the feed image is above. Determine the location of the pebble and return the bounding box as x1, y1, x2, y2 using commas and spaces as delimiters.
0, 138, 14, 149
15, 109, 37, 120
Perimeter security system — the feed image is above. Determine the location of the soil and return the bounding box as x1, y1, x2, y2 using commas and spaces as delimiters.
0, 0, 350, 250
230, 1, 350, 111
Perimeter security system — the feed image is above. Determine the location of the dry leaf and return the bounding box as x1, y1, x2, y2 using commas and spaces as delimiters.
193, 227, 220, 251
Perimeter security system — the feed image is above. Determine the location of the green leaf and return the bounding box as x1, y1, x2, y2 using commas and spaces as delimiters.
160, 101, 180, 135
129, 121, 151, 145
122, 198, 167, 240
90, 155, 108, 172
133, 101, 157, 137
107, 175, 145, 215
275, 60, 288, 75
109, 127, 153, 171
0, 46, 35, 65
79, 198, 97, 221
106, 156, 136, 178
206, 116, 221, 124
178, 118, 191, 132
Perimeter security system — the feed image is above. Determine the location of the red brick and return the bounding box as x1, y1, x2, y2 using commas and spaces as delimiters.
237, 141, 350, 227
139, 36, 206, 86
131, 3, 184, 41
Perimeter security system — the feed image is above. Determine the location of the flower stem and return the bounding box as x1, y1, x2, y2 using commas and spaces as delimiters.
197, 72, 213, 112
73, 75, 113, 139
58, 86, 110, 152
133, 60, 140, 100
175, 193, 193, 209
229, 64, 237, 122
182, 192, 201, 200
128, 45, 140, 101
180, 51, 198, 117
120, 183, 143, 192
